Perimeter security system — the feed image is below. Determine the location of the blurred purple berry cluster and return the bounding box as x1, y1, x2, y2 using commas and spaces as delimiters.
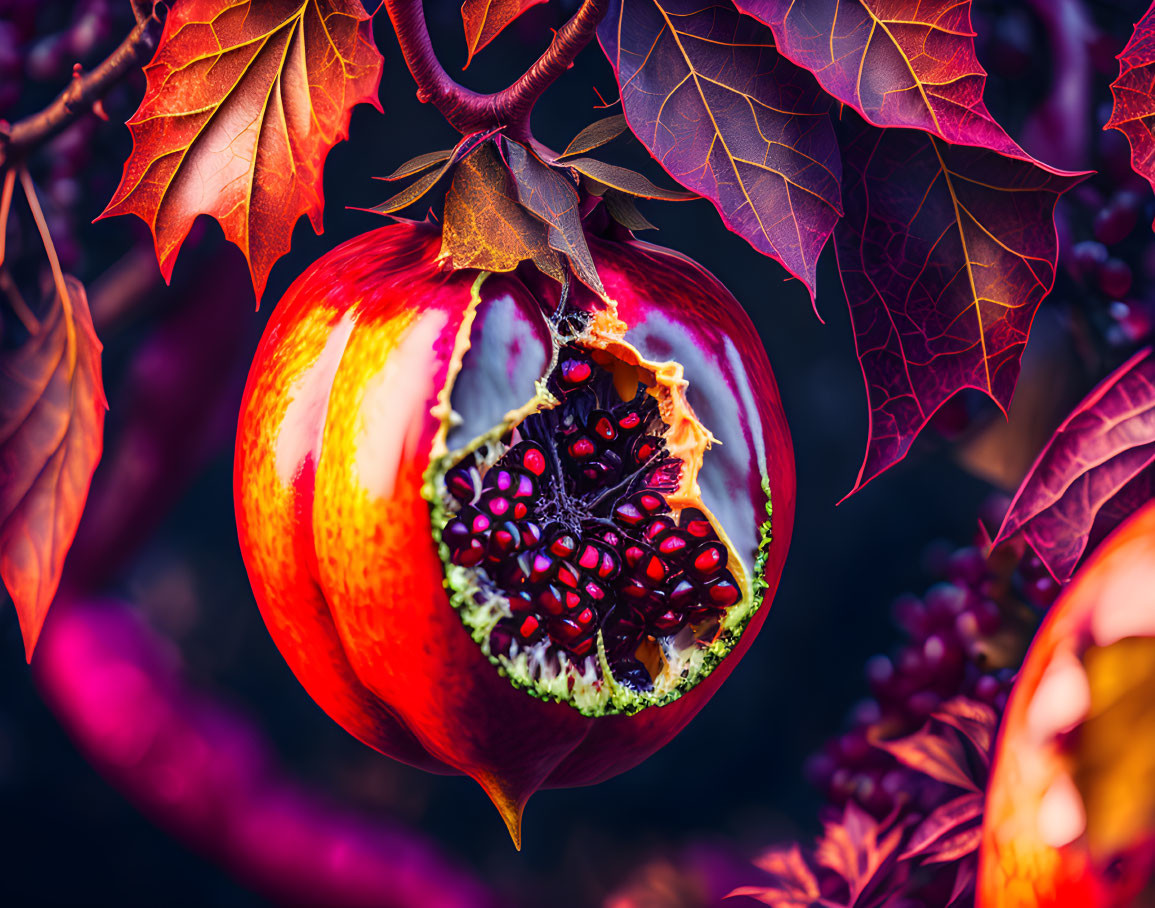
0, 0, 136, 270
732, 495, 1058, 906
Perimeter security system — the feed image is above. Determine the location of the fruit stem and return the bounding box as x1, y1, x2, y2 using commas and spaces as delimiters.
385, 0, 610, 141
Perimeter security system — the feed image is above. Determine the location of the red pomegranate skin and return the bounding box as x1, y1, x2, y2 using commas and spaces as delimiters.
234, 220, 795, 843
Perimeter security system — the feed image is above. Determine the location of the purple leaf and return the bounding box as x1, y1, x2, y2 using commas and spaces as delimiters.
597, 0, 842, 298
900, 792, 984, 860
734, 844, 822, 907
919, 825, 983, 864
833, 113, 1084, 496
993, 347, 1155, 582
734, 0, 1028, 159
871, 723, 979, 792
932, 697, 998, 763
814, 803, 904, 906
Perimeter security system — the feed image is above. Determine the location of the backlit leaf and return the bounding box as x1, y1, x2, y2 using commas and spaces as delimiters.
834, 114, 1084, 496
735, 0, 1026, 158
597, 0, 842, 297
901, 793, 984, 861
992, 347, 1155, 583
559, 114, 628, 159
502, 139, 604, 294
732, 844, 822, 907
1107, 2, 1155, 222
564, 158, 696, 200
100, 0, 383, 302
871, 722, 979, 792
378, 149, 453, 182
815, 802, 904, 905
441, 142, 563, 281
603, 191, 657, 231
933, 696, 998, 761
369, 129, 501, 215
1, 277, 105, 660
461, 0, 547, 68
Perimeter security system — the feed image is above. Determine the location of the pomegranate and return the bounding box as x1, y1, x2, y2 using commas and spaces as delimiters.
979, 500, 1155, 906
234, 219, 794, 845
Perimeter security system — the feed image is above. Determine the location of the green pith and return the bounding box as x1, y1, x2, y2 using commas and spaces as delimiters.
422, 411, 775, 718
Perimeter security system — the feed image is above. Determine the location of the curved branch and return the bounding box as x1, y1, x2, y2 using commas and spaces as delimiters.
0, 5, 164, 169
385, 0, 609, 139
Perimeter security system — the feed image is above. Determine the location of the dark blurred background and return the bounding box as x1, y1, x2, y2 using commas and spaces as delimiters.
0, 0, 1145, 905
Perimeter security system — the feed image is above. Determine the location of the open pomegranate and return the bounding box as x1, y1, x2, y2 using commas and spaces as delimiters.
979, 500, 1155, 906
234, 219, 794, 844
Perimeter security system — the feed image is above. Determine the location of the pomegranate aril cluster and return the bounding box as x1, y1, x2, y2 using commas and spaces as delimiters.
439, 345, 738, 689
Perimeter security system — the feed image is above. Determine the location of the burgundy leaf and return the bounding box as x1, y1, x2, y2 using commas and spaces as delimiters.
0, 277, 105, 659
919, 825, 983, 864
932, 697, 998, 762
501, 138, 604, 294
597, 0, 842, 298
815, 802, 903, 906
1107, 2, 1155, 220
871, 723, 979, 792
992, 348, 1155, 582
732, 844, 821, 907
900, 792, 984, 860
834, 114, 1084, 496
734, 0, 1027, 159
947, 860, 977, 905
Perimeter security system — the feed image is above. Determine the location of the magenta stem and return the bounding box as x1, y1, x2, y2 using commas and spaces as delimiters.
384, 0, 609, 141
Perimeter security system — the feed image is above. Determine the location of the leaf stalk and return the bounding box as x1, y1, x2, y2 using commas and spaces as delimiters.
384, 0, 609, 141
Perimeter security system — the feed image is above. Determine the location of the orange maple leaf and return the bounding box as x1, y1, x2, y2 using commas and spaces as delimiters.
101, 0, 383, 301
461, 0, 547, 68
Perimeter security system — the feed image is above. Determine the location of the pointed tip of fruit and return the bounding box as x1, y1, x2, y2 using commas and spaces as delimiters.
475, 773, 527, 850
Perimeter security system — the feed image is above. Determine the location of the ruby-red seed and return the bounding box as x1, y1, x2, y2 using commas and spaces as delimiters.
522, 447, 546, 476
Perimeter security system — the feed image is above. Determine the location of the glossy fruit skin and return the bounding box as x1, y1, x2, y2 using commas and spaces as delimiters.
234, 220, 794, 837
979, 501, 1155, 907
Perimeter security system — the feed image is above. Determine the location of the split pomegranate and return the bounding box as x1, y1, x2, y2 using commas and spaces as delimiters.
979, 500, 1155, 906
234, 220, 794, 844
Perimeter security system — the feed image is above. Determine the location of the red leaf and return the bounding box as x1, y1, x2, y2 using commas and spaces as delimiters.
919, 824, 983, 865
461, 0, 547, 67
733, 844, 822, 907
833, 114, 1084, 496
900, 792, 984, 861
992, 348, 1155, 583
814, 803, 903, 906
0, 277, 105, 660
735, 0, 1027, 159
597, 0, 842, 299
1107, 2, 1155, 219
100, 0, 383, 301
871, 722, 980, 792
932, 696, 998, 762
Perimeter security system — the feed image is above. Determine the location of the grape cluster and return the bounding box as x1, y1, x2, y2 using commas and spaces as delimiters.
804, 530, 1056, 822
